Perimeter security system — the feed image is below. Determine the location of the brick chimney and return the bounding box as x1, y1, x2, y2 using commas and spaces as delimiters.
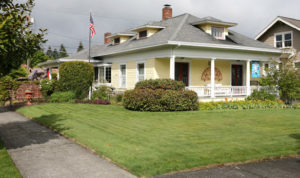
162, 4, 172, 20
104, 32, 112, 44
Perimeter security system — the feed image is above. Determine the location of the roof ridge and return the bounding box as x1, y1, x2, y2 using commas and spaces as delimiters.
169, 13, 190, 41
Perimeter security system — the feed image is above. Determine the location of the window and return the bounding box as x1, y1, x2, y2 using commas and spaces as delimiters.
275, 32, 292, 48
120, 65, 126, 88
114, 37, 120, 44
105, 67, 111, 83
94, 67, 98, 81
211, 27, 225, 40
98, 66, 111, 83
137, 63, 145, 82
139, 30, 147, 38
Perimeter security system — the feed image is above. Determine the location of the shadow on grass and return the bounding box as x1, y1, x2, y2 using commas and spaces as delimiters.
289, 134, 300, 156
0, 114, 70, 150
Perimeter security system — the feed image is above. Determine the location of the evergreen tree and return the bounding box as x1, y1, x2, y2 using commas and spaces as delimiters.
77, 41, 84, 52
52, 48, 59, 59
59, 44, 68, 58
46, 46, 53, 58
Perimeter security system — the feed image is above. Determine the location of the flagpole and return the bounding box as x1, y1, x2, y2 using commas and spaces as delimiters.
88, 12, 92, 100
88, 12, 91, 63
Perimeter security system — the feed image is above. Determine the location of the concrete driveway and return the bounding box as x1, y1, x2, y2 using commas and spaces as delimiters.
0, 112, 136, 178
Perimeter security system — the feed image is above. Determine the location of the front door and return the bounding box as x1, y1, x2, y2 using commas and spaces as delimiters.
175, 62, 189, 86
231, 65, 243, 86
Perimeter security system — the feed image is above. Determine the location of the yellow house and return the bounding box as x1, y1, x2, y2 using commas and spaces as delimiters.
40, 5, 281, 100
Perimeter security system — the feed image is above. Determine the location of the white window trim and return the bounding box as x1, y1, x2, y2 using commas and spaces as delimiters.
136, 61, 146, 83
211, 26, 225, 40
274, 31, 293, 48
119, 64, 127, 88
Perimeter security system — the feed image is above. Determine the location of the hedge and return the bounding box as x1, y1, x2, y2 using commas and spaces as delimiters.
58, 61, 94, 99
123, 88, 199, 111
135, 79, 185, 91
199, 100, 286, 110
50, 91, 76, 103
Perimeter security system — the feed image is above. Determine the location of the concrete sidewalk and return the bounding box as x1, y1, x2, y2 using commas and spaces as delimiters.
155, 156, 300, 178
0, 112, 136, 178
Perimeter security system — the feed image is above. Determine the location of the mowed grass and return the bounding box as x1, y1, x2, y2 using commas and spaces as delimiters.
0, 141, 21, 178
17, 104, 300, 177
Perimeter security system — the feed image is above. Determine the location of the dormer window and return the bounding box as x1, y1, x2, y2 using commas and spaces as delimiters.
114, 37, 120, 44
275, 32, 292, 48
139, 30, 147, 38
212, 27, 225, 40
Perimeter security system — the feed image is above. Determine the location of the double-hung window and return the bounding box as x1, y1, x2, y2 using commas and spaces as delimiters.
275, 32, 292, 48
120, 64, 126, 88
137, 63, 145, 82
211, 27, 225, 40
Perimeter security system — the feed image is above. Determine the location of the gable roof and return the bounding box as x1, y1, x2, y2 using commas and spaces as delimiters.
191, 16, 237, 27
255, 16, 300, 40
91, 13, 278, 57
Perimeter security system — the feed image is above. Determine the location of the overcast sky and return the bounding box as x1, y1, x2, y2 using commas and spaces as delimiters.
30, 0, 300, 54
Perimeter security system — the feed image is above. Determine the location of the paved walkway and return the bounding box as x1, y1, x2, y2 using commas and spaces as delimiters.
155, 156, 300, 178
0, 112, 136, 178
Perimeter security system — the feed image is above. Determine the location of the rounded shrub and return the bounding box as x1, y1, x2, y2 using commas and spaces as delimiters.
58, 61, 94, 99
135, 79, 185, 91
123, 79, 199, 111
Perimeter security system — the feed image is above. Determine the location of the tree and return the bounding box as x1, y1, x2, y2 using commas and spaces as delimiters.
59, 44, 68, 58
46, 46, 53, 59
77, 41, 84, 52
29, 50, 49, 67
260, 57, 300, 104
0, 0, 47, 77
52, 48, 59, 59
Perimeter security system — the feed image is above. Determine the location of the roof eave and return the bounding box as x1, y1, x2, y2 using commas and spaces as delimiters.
192, 21, 237, 27
168, 41, 282, 53
131, 25, 165, 32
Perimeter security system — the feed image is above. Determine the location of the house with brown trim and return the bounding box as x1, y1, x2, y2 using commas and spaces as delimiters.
255, 16, 300, 68
39, 5, 281, 101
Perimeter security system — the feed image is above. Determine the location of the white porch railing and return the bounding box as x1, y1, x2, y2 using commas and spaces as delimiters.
93, 82, 112, 88
186, 86, 277, 97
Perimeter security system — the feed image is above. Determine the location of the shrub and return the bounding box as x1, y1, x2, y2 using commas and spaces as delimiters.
123, 88, 199, 111
58, 61, 94, 99
50, 91, 75, 103
246, 89, 276, 101
0, 76, 19, 106
135, 79, 185, 91
92, 86, 111, 101
92, 99, 110, 105
199, 100, 285, 110
115, 94, 123, 103
40, 79, 57, 98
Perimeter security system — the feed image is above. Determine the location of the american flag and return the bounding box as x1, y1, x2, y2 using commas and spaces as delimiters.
89, 14, 96, 39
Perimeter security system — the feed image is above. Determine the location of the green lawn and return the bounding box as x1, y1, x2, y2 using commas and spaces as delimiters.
17, 104, 300, 177
0, 140, 21, 178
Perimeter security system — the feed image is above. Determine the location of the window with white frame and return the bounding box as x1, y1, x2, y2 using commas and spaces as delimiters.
120, 64, 126, 88
211, 27, 225, 40
275, 32, 292, 48
137, 63, 145, 82
98, 66, 111, 83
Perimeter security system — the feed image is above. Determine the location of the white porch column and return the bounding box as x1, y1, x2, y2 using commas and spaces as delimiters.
170, 55, 175, 79
49, 67, 52, 80
210, 58, 215, 98
57, 67, 60, 80
246, 60, 251, 96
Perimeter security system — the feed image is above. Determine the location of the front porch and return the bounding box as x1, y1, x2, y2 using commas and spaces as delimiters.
168, 57, 270, 99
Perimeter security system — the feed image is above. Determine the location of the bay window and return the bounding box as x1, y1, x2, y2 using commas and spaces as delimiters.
97, 66, 112, 84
